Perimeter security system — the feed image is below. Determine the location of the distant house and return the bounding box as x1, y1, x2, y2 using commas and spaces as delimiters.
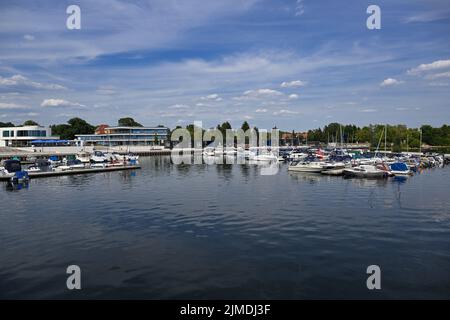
95, 124, 109, 135
280, 131, 308, 146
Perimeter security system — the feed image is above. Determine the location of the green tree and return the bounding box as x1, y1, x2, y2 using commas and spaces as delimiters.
241, 121, 250, 132
0, 122, 15, 127
118, 117, 143, 127
51, 118, 95, 140
23, 120, 39, 126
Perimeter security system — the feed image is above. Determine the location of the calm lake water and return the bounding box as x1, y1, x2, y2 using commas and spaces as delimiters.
1, 156, 449, 299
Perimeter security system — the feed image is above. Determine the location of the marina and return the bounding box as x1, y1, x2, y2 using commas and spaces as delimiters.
1, 155, 449, 299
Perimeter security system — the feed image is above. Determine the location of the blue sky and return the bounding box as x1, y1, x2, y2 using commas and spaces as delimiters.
0, 0, 449, 130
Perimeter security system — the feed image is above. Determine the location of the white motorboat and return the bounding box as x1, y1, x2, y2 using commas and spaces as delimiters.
25, 165, 41, 172
225, 147, 237, 156
52, 165, 72, 172
76, 152, 91, 163
67, 159, 86, 169
289, 151, 308, 160
126, 153, 139, 161
203, 147, 215, 157
288, 161, 326, 173
250, 153, 278, 162
343, 165, 386, 178
91, 151, 108, 163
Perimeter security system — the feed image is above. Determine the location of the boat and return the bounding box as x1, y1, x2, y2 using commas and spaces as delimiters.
343, 165, 386, 178
250, 153, 278, 162
1, 160, 30, 184
91, 163, 107, 168
320, 161, 349, 175
90, 151, 108, 163
52, 165, 72, 172
25, 165, 41, 172
67, 159, 86, 169
126, 153, 139, 161
288, 161, 325, 173
389, 162, 412, 176
76, 152, 91, 163
48, 155, 62, 166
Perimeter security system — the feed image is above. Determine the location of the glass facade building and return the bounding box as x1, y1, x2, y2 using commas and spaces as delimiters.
76, 126, 170, 146
0, 126, 57, 147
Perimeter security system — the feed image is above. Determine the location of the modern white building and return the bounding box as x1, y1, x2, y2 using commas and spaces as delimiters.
76, 126, 170, 147
0, 125, 59, 147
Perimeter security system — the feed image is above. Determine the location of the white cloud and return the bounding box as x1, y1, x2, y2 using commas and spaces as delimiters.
407, 59, 450, 75
200, 93, 222, 101
295, 0, 305, 17
425, 71, 450, 80
95, 85, 116, 95
23, 34, 35, 41
241, 88, 283, 99
41, 99, 85, 108
273, 109, 299, 115
255, 108, 268, 113
0, 102, 27, 110
380, 78, 403, 87
359, 108, 377, 113
288, 94, 299, 99
168, 104, 190, 109
280, 80, 306, 88
0, 74, 66, 90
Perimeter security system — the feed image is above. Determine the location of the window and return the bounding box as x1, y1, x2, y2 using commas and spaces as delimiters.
2, 131, 9, 137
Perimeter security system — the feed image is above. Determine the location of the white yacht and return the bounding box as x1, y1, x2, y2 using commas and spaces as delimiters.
76, 151, 91, 163
343, 165, 386, 178
288, 161, 326, 173
90, 151, 108, 163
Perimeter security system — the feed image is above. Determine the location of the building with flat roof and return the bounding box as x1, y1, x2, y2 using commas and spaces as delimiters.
76, 126, 170, 147
0, 125, 59, 147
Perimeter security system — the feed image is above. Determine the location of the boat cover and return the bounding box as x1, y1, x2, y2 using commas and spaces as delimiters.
390, 162, 408, 172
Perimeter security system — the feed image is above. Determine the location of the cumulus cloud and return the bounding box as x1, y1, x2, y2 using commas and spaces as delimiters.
407, 59, 450, 75
0, 74, 66, 90
288, 94, 299, 99
41, 99, 85, 108
380, 78, 403, 87
280, 80, 306, 88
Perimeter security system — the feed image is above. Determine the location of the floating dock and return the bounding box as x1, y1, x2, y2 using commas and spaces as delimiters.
0, 165, 141, 181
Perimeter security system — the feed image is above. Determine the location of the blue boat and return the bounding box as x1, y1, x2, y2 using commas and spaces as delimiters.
389, 162, 412, 176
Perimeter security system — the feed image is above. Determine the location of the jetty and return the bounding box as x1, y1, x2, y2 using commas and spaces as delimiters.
0, 165, 141, 181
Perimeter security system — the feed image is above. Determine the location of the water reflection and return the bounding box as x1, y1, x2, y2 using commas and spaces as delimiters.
0, 157, 449, 299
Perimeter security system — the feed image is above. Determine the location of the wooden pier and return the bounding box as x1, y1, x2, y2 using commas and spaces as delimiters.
0, 165, 141, 181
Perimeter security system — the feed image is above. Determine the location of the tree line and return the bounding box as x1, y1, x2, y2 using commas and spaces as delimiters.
2, 118, 449, 150
306, 123, 450, 152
